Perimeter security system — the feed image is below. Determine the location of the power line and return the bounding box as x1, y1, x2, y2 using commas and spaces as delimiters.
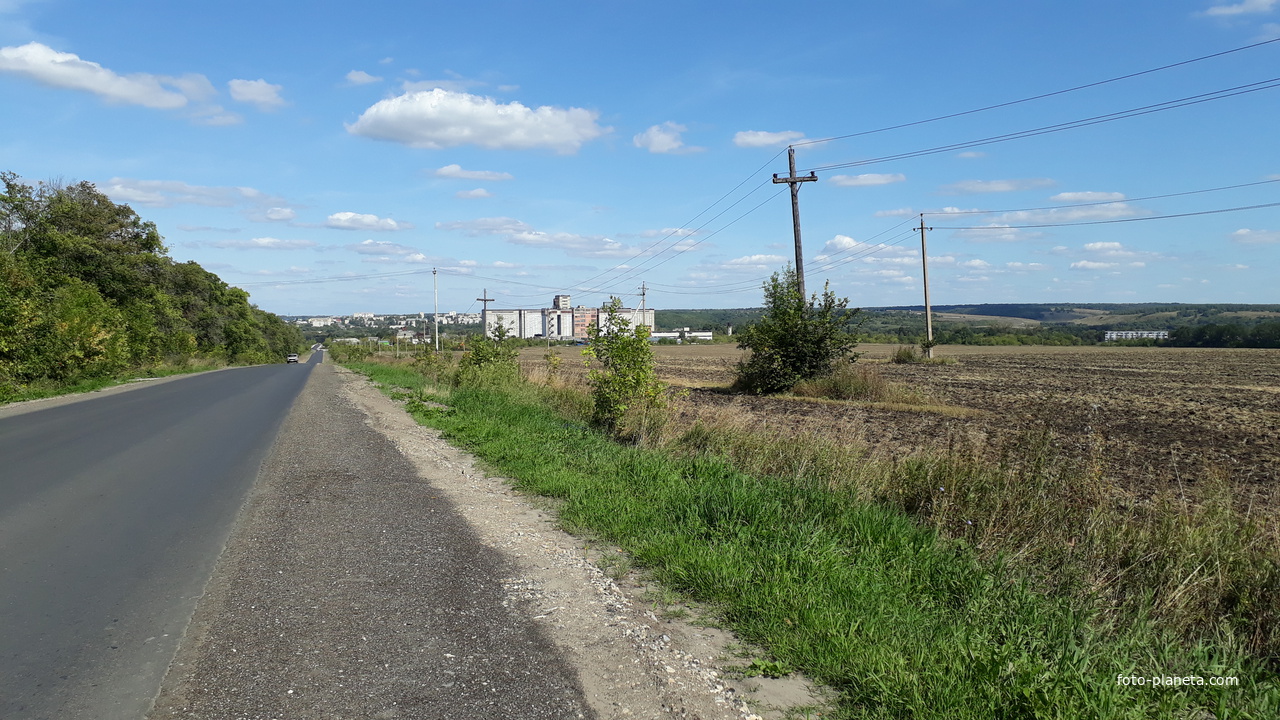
920, 178, 1280, 218
933, 201, 1280, 230
806, 77, 1280, 174
792, 37, 1280, 149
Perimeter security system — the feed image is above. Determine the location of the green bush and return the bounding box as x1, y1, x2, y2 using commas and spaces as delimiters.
582, 297, 667, 433
734, 266, 859, 394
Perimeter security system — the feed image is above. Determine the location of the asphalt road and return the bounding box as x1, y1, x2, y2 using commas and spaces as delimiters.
0, 354, 319, 720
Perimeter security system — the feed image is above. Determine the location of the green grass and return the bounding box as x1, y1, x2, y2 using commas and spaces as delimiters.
0, 361, 225, 405
346, 360, 1279, 718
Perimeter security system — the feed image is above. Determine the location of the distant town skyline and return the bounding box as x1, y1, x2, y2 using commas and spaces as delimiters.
2, 1, 1277, 315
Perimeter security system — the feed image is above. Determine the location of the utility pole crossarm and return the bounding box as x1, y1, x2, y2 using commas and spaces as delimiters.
772, 146, 818, 299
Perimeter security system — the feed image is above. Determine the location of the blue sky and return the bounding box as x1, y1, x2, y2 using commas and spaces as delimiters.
1, 0, 1277, 315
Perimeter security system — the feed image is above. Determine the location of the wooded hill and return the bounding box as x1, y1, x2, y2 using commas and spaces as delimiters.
655, 303, 1280, 347
0, 172, 304, 400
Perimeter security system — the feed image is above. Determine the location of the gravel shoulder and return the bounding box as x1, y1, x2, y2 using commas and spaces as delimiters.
149, 362, 815, 719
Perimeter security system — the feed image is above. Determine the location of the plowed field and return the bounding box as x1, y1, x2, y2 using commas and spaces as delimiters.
526, 344, 1279, 505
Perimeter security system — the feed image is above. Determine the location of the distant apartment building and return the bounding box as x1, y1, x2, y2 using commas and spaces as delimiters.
1104, 330, 1169, 341
484, 296, 654, 340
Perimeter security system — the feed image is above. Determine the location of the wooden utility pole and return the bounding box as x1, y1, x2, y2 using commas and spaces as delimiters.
433, 268, 440, 352
918, 215, 935, 358
772, 146, 817, 298
477, 288, 494, 338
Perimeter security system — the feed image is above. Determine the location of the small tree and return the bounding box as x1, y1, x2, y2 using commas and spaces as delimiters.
734, 266, 859, 394
456, 323, 519, 386
582, 297, 665, 431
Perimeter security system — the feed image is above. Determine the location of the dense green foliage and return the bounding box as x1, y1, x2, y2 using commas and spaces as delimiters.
734, 268, 859, 394
582, 297, 666, 432
1168, 322, 1280, 348
0, 172, 303, 399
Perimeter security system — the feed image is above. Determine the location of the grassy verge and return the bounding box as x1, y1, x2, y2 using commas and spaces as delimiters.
347, 359, 1278, 719
0, 360, 227, 405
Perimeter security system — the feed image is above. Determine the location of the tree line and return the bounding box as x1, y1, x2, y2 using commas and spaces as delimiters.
1, 172, 303, 399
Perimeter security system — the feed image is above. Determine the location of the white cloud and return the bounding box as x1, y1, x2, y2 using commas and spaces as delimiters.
947, 176, 1054, 193
633, 122, 702, 154
1006, 262, 1049, 270
726, 254, 786, 266
998, 202, 1142, 225
1205, 0, 1276, 16
960, 259, 990, 268
732, 130, 805, 148
346, 88, 609, 153
263, 207, 295, 221
875, 207, 916, 218
1070, 260, 1118, 270
1051, 191, 1127, 202
953, 225, 1042, 243
104, 178, 284, 209
325, 211, 412, 231
228, 78, 286, 110
433, 164, 514, 181
1231, 228, 1280, 244
345, 70, 382, 85
943, 178, 1055, 194
829, 173, 906, 187
347, 239, 420, 256
815, 235, 917, 263
456, 188, 492, 199
211, 237, 317, 250
436, 216, 687, 259
0, 42, 192, 108
956, 151, 986, 159
1083, 241, 1125, 252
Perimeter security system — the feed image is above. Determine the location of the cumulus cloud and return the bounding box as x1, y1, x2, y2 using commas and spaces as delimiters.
211, 237, 317, 250
325, 211, 412, 231
345, 70, 382, 85
829, 173, 906, 187
346, 88, 609, 153
633, 122, 702, 154
815, 235, 916, 263
228, 78, 286, 110
0, 42, 194, 108
263, 207, 296, 221
1006, 262, 1049, 270
456, 188, 492, 199
1051, 191, 1127, 202
960, 259, 991, 268
433, 164, 514, 181
953, 225, 1043, 243
1231, 228, 1280, 244
732, 130, 805, 148
725, 254, 786, 268
1205, 0, 1276, 16
943, 178, 1055, 194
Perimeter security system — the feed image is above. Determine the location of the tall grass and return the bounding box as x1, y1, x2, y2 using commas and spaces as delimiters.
344, 354, 1280, 718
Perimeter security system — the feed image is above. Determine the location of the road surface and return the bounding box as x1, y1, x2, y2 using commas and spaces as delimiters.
0, 356, 318, 719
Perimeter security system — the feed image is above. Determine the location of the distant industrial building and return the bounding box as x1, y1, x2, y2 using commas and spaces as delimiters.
1104, 330, 1169, 341
484, 296, 655, 340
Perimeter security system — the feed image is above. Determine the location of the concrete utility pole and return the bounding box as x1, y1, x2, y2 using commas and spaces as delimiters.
918, 215, 935, 358
772, 146, 817, 298
639, 281, 647, 311
433, 268, 440, 352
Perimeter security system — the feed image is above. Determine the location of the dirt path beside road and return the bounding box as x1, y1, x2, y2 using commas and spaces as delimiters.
149, 362, 785, 719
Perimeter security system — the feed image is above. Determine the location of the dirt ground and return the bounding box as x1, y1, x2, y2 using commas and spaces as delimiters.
524, 343, 1280, 507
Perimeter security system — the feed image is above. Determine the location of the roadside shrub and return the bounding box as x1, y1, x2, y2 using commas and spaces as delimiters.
792, 361, 893, 401
455, 325, 519, 387
733, 266, 859, 394
582, 297, 667, 434
891, 345, 922, 364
